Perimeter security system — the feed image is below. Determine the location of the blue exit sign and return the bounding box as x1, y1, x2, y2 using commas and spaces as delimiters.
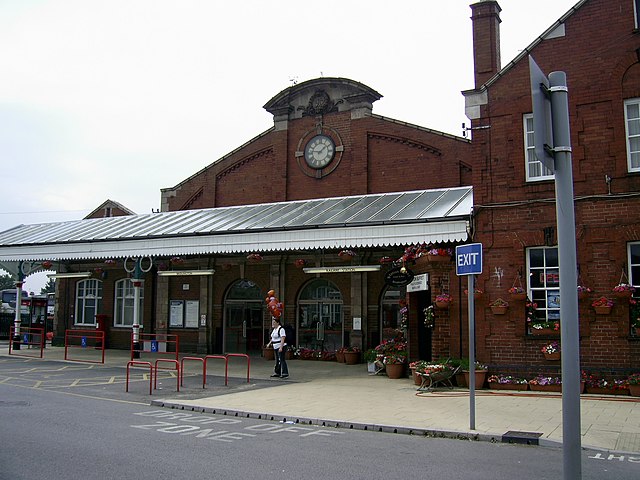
456, 243, 483, 276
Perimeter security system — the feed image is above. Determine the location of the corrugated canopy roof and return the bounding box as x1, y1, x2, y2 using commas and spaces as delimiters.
0, 187, 472, 274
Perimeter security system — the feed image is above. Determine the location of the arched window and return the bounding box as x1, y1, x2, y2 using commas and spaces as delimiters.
75, 279, 103, 326
114, 278, 144, 327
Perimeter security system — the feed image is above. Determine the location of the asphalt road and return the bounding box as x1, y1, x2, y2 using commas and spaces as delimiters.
0, 357, 638, 479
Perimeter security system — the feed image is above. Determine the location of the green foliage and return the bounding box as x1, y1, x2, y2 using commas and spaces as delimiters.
0, 273, 15, 290
40, 279, 56, 295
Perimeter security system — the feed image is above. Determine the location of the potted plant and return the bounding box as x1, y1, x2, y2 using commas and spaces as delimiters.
529, 375, 563, 392
592, 296, 614, 314
409, 360, 429, 385
364, 349, 379, 373
489, 298, 509, 315
487, 375, 529, 391
374, 338, 407, 379
577, 285, 592, 299
613, 283, 635, 298
343, 346, 361, 365
335, 347, 346, 363
434, 293, 453, 309
627, 373, 640, 397
294, 258, 306, 269
463, 360, 488, 389
541, 340, 561, 361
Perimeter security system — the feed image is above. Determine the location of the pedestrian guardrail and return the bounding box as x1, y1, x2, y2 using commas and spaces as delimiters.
64, 329, 105, 364
154, 359, 180, 392
126, 361, 153, 395
130, 333, 179, 361
8, 326, 44, 358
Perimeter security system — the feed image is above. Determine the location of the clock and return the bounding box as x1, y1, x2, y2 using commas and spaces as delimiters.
304, 134, 335, 169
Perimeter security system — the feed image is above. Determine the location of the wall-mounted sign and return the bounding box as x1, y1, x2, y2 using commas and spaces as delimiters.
384, 266, 414, 287
407, 273, 429, 292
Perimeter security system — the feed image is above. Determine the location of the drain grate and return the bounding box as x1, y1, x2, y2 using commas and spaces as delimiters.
502, 430, 543, 445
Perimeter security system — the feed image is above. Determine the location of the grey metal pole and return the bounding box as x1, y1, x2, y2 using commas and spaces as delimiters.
468, 274, 475, 430
549, 71, 581, 480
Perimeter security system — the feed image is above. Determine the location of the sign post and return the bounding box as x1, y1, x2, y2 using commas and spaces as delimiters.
455, 243, 483, 430
530, 55, 581, 480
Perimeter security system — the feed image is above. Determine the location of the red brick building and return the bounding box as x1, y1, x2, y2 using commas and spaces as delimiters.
462, 0, 640, 373
1, 0, 638, 375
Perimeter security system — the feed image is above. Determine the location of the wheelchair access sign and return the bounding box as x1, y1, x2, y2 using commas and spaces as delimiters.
455, 243, 483, 276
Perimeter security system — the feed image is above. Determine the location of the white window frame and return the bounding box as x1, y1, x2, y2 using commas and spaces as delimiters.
523, 114, 554, 181
630, 242, 640, 288
74, 279, 103, 326
114, 278, 144, 327
527, 246, 560, 327
624, 98, 640, 172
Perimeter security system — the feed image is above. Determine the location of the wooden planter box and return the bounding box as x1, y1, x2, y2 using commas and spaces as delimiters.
543, 352, 561, 361
490, 305, 508, 315
593, 306, 612, 315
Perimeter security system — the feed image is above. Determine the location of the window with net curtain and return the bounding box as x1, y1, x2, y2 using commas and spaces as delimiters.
75, 279, 102, 326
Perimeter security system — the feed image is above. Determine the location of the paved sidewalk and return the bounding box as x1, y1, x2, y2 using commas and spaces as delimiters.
2, 344, 639, 453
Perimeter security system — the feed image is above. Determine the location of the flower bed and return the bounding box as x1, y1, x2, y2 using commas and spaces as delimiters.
487, 375, 529, 391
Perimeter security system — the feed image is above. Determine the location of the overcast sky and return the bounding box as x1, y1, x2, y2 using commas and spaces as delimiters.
0, 0, 579, 292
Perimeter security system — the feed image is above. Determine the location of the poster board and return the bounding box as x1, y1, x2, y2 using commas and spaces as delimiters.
185, 300, 199, 329
169, 300, 184, 327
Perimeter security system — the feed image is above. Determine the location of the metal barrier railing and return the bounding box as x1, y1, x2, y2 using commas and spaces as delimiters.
204, 355, 228, 386
64, 329, 106, 364
180, 356, 205, 388
8, 326, 44, 358
130, 333, 179, 361
126, 361, 153, 395
225, 353, 251, 384
154, 359, 180, 392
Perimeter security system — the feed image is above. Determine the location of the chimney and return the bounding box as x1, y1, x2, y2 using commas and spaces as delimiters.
470, 0, 502, 88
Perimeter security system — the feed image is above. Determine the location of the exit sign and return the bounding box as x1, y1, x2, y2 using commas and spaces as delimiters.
456, 243, 483, 276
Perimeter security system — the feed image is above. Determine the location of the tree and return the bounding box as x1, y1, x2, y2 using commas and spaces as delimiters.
40, 279, 56, 295
0, 273, 15, 290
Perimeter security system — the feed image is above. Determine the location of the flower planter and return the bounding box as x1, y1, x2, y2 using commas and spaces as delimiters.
489, 383, 529, 391
263, 347, 274, 361
529, 383, 562, 392
593, 306, 612, 315
343, 351, 360, 365
510, 292, 527, 301
635, 327, 640, 337
543, 352, 561, 361
385, 363, 405, 379
530, 327, 558, 336
585, 387, 630, 396
435, 301, 450, 309
463, 371, 486, 389
335, 351, 345, 363
490, 305, 508, 315
427, 254, 451, 263
411, 369, 422, 386
629, 385, 640, 397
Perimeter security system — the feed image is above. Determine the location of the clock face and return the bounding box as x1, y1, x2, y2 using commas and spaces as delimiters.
304, 135, 335, 169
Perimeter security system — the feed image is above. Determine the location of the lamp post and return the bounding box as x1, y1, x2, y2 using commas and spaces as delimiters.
124, 257, 153, 358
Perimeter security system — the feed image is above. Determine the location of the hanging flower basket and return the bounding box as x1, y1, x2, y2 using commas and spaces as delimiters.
613, 283, 635, 298
104, 259, 117, 266
577, 285, 592, 300
246, 253, 263, 263
592, 297, 613, 314
170, 256, 185, 265
508, 286, 527, 301
379, 256, 394, 265
464, 288, 484, 300
434, 294, 452, 309
294, 259, 306, 269
41, 260, 53, 269
489, 298, 508, 315
338, 249, 356, 261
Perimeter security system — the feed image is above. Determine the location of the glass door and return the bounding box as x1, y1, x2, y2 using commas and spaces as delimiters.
298, 279, 343, 353
224, 280, 263, 355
